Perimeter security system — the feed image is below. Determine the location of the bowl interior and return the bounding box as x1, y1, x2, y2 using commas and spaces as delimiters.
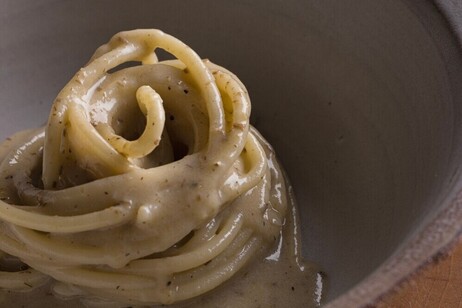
1, 0, 462, 304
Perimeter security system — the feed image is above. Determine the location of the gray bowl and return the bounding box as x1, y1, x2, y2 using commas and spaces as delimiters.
1, 0, 462, 306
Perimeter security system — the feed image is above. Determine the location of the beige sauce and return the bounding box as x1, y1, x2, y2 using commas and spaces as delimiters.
0, 30, 323, 308
0, 138, 321, 307
0, 210, 321, 308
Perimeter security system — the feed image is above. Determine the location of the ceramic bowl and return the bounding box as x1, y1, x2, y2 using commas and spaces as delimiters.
1, 0, 462, 306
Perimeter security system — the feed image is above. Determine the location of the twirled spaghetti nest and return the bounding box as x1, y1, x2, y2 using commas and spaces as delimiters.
0, 29, 287, 306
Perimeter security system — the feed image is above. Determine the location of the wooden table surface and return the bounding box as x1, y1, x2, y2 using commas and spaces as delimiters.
376, 236, 462, 307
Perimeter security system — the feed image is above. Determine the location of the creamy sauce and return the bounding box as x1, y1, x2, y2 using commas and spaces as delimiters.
0, 30, 323, 307
0, 177, 321, 307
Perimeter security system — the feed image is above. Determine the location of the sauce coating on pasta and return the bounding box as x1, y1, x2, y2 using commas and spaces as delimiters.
0, 30, 321, 307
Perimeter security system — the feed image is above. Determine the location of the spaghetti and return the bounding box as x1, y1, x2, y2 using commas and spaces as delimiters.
0, 29, 291, 305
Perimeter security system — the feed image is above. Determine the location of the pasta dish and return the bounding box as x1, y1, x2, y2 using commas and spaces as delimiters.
0, 29, 320, 307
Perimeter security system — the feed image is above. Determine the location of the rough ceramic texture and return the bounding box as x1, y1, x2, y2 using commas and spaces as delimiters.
1, 0, 461, 306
